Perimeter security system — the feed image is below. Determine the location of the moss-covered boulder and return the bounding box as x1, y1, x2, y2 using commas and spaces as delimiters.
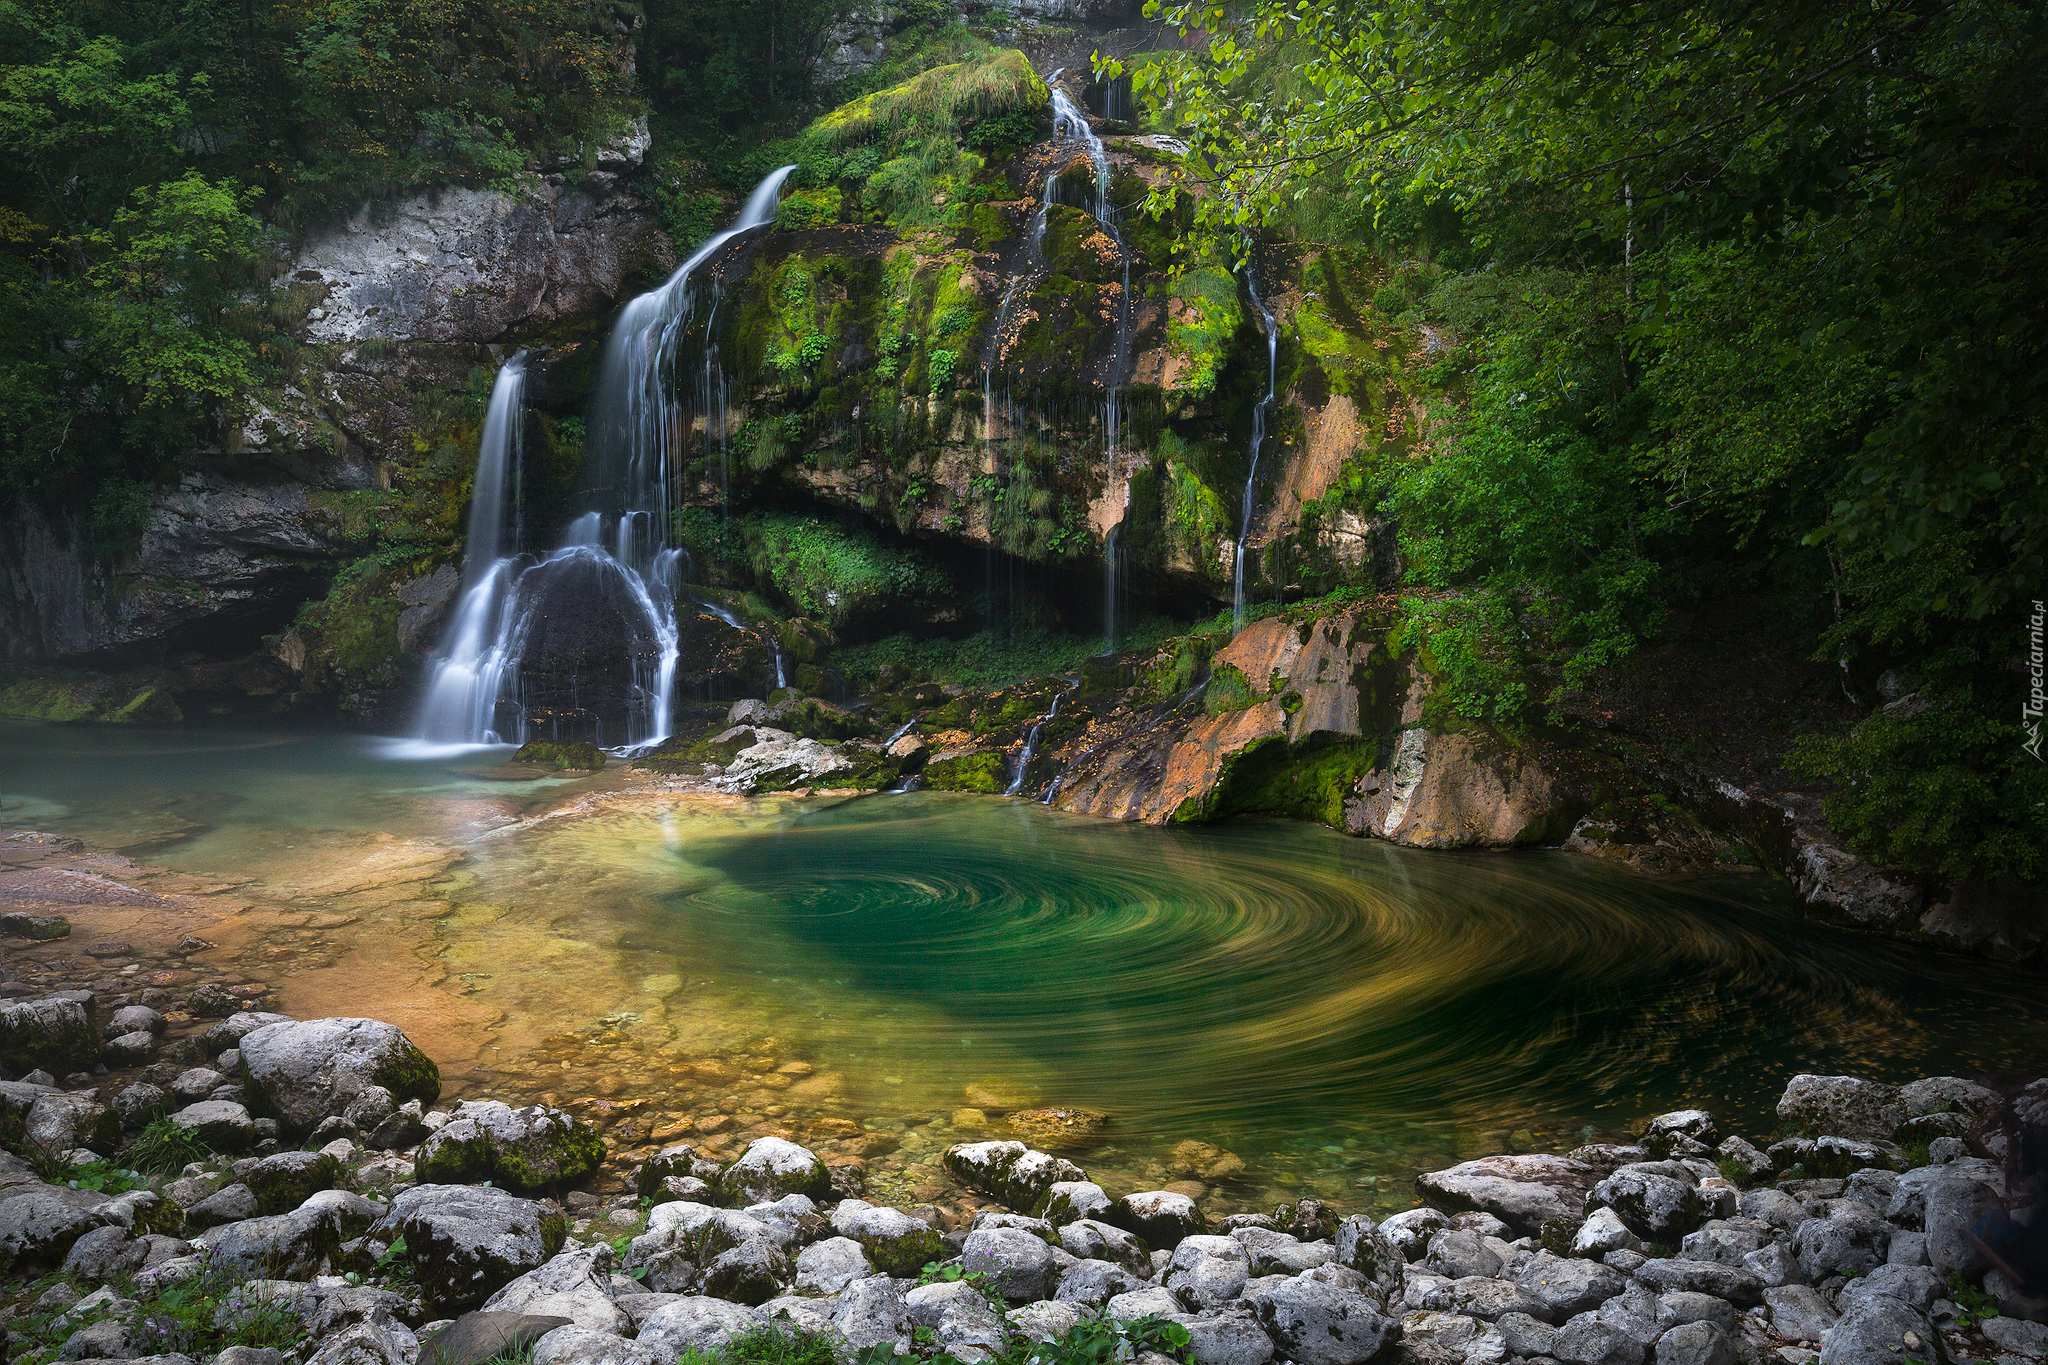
241, 1148, 343, 1215
0, 993, 99, 1074
414, 1099, 605, 1194
236, 1016, 441, 1134
829, 1199, 949, 1277
512, 740, 606, 771
716, 1136, 832, 1205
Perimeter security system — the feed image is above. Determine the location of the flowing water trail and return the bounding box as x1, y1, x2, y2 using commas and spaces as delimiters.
1233, 266, 1280, 632
415, 171, 796, 748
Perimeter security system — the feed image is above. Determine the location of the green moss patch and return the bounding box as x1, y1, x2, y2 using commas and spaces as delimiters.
923, 750, 1009, 792
513, 740, 606, 771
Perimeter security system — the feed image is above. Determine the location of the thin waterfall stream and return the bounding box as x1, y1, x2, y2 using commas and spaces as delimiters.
1234, 266, 1280, 632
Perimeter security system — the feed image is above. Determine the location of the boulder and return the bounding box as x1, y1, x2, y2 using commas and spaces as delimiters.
25, 1092, 120, 1154
907, 1280, 1005, 1360
1333, 1215, 1404, 1304
203, 1012, 293, 1056
1554, 1313, 1647, 1365
829, 1199, 946, 1276
1572, 1208, 1644, 1258
482, 1248, 631, 1334
419, 1311, 572, 1365
1815, 1295, 1936, 1365
1918, 1166, 2003, 1274
1791, 1204, 1891, 1280
193, 1192, 377, 1279
1008, 1300, 1087, 1344
1233, 1227, 1334, 1277
1765, 1136, 1902, 1179
1762, 1286, 1837, 1344
1166, 1234, 1251, 1311
1054, 1258, 1148, 1307
1775, 1076, 1906, 1142
1251, 1277, 1400, 1365
1423, 1229, 1501, 1280
184, 1183, 261, 1231
1378, 1208, 1453, 1261
942, 1140, 1084, 1211
237, 1017, 439, 1134
307, 1320, 422, 1365
414, 1100, 604, 1194
717, 1137, 831, 1205
242, 1149, 343, 1215
169, 1099, 256, 1152
1653, 1321, 1736, 1365
637, 1145, 720, 1200
1411, 1276, 1549, 1323
1165, 1309, 1277, 1365
1836, 1264, 1942, 1314
1057, 1217, 1151, 1275
830, 1276, 910, 1352
1108, 1286, 1183, 1318
963, 1225, 1060, 1302
1630, 1259, 1765, 1308
0, 994, 99, 1074
1038, 1179, 1113, 1224
61, 1224, 147, 1282
383, 1183, 568, 1314
0, 1191, 103, 1274
1643, 1112, 1720, 1159
1416, 1154, 1593, 1236
1586, 1165, 1703, 1240
532, 1325, 668, 1365
1107, 1189, 1206, 1250
1510, 1252, 1623, 1321
792, 1236, 871, 1295
700, 1237, 791, 1305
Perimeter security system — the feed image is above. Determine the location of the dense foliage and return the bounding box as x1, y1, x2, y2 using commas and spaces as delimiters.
0, 0, 636, 520
1125, 0, 2048, 881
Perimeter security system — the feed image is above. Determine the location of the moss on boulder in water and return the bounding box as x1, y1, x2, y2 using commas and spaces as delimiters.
414, 1099, 606, 1194
513, 740, 606, 771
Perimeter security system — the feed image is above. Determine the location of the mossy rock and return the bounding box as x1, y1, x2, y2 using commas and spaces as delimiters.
513, 740, 606, 771
414, 1100, 607, 1194
923, 750, 1009, 793
110, 686, 183, 724
633, 731, 755, 776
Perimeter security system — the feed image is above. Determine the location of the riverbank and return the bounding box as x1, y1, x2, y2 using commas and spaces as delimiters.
0, 989, 2033, 1365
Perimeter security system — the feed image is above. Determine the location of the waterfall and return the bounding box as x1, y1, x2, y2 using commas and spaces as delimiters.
1005, 687, 1068, 796
1048, 80, 1136, 650
1233, 266, 1280, 633
410, 169, 795, 751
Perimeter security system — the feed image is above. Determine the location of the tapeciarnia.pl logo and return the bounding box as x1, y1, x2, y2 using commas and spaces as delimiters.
2027, 599, 2046, 761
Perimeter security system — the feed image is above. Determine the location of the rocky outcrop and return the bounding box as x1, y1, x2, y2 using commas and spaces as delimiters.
0, 477, 340, 663
293, 171, 667, 346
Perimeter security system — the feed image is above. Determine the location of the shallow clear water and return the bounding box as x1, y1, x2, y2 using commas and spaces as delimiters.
2, 721, 2037, 1213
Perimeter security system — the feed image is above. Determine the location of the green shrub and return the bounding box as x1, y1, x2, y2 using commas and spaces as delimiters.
128, 1115, 212, 1175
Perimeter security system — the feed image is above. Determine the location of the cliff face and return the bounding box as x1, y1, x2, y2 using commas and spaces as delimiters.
0, 152, 671, 671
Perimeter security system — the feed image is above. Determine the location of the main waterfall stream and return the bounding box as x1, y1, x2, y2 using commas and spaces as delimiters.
4, 723, 2039, 1212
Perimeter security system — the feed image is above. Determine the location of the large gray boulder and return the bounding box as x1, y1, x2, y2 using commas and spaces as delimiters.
1416, 1154, 1593, 1236
1510, 1252, 1623, 1321
1166, 1310, 1276, 1365
1165, 1234, 1250, 1311
1791, 1203, 1891, 1280
533, 1324, 667, 1365
414, 1100, 603, 1194
1107, 1189, 1206, 1250
169, 1099, 256, 1153
481, 1248, 631, 1334
792, 1236, 871, 1295
1587, 1164, 1703, 1240
1631, 1258, 1766, 1308
382, 1184, 567, 1315
636, 1297, 757, 1357
0, 1192, 101, 1275
1038, 1180, 1112, 1225
1332, 1215, 1403, 1304
1054, 1258, 1148, 1307
1762, 1286, 1838, 1343
1377, 1207, 1452, 1261
831, 1276, 910, 1352
717, 1137, 830, 1205
1775, 1075, 1906, 1141
943, 1140, 1084, 1212
963, 1225, 1060, 1302
0, 994, 98, 1074
242, 1150, 343, 1216
907, 1280, 1006, 1360
24, 1092, 119, 1154
1234, 1226, 1333, 1277
1057, 1217, 1151, 1274
1251, 1277, 1400, 1365
1653, 1320, 1736, 1365
1816, 1295, 1936, 1365
828, 1199, 945, 1276
193, 1191, 380, 1279
699, 1237, 791, 1305
237, 1017, 439, 1133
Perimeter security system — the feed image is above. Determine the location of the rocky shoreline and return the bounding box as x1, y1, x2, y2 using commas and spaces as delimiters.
0, 982, 2036, 1365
